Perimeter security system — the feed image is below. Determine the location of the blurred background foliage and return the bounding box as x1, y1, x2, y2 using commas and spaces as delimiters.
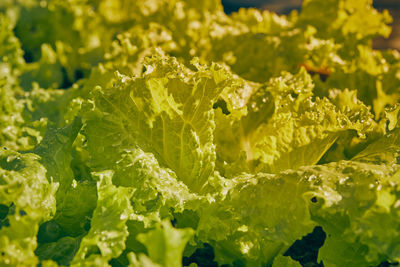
222, 0, 400, 50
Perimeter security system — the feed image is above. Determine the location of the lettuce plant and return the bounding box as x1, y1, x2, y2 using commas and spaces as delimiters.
0, 0, 400, 266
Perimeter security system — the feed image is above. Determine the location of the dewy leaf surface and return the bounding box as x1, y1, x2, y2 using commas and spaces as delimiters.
1, 0, 400, 266
215, 69, 374, 176
83, 54, 233, 192
72, 171, 133, 265
0, 149, 57, 266
111, 147, 201, 227
197, 159, 400, 266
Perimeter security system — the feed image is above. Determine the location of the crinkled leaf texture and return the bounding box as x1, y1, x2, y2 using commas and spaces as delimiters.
71, 171, 133, 266
83, 54, 233, 192
0, 149, 57, 266
198, 152, 400, 266
134, 220, 194, 267
1, 0, 400, 266
215, 68, 374, 177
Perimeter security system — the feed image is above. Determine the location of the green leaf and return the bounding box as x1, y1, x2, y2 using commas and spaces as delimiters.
0, 148, 57, 266
298, 0, 392, 42
20, 44, 63, 90
72, 171, 133, 265
352, 128, 400, 165
33, 117, 82, 198
83, 54, 233, 192
215, 69, 374, 176
112, 148, 201, 227
208, 12, 309, 83
33, 118, 95, 236
0, 14, 24, 71
385, 104, 400, 131
0, 77, 44, 151
1, 0, 400, 265
272, 255, 301, 267
36, 236, 81, 266
198, 158, 400, 266
127, 252, 162, 267
136, 220, 194, 267
53, 179, 97, 236
0, 17, 46, 151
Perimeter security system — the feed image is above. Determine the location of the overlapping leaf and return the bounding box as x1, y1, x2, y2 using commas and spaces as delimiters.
1, 0, 400, 266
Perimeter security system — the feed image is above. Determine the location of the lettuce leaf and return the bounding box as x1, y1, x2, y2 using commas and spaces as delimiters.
0, 149, 57, 266
215, 68, 374, 176
135, 220, 194, 267
1, 0, 400, 266
198, 159, 400, 266
83, 53, 234, 192
71, 171, 133, 265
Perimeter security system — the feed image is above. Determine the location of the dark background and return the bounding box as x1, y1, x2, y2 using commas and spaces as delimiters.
222, 0, 400, 50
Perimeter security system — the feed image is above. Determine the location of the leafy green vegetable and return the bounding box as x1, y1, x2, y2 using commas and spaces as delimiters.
1, 0, 400, 266
72, 170, 133, 265
0, 149, 57, 266
135, 220, 194, 267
